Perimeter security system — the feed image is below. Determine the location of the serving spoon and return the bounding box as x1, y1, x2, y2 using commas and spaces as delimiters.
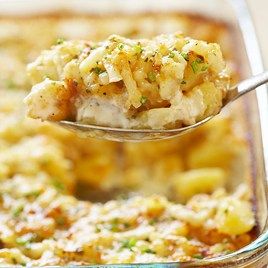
58, 71, 268, 142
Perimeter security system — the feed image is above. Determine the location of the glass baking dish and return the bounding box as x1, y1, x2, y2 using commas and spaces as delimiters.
0, 0, 268, 267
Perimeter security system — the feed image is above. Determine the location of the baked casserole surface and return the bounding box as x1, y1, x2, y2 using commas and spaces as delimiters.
0, 13, 255, 266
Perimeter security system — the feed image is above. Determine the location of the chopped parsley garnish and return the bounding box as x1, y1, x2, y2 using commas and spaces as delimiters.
52, 180, 65, 192
147, 71, 156, 83
224, 208, 229, 214
149, 219, 157, 225
16, 238, 28, 246
12, 205, 23, 217
201, 65, 208, 71
192, 254, 204, 259
109, 218, 120, 232
16, 234, 36, 246
121, 238, 137, 250
95, 225, 101, 233
181, 52, 189, 61
44, 74, 52, 80
142, 248, 156, 254
134, 43, 143, 54
118, 43, 124, 50
181, 80, 187, 85
140, 96, 148, 105
5, 79, 16, 90
24, 190, 41, 198
169, 51, 175, 58
92, 67, 104, 75
55, 37, 65, 45
190, 57, 207, 74
123, 222, 130, 228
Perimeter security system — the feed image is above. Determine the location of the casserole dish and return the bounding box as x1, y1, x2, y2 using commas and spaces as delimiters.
0, 0, 267, 267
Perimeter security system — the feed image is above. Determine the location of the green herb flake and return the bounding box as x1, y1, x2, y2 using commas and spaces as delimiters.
190, 56, 208, 74
91, 45, 98, 50
118, 43, 124, 50
149, 219, 157, 225
92, 67, 104, 75
142, 248, 156, 254
134, 43, 143, 54
190, 60, 200, 74
192, 254, 204, 259
181, 52, 189, 61
24, 190, 41, 198
147, 71, 156, 83
181, 80, 187, 85
52, 180, 65, 192
123, 222, 130, 228
12, 205, 24, 217
140, 96, 148, 105
5, 79, 16, 90
201, 65, 209, 72
109, 218, 120, 232
168, 51, 175, 58
44, 74, 52, 80
16, 237, 27, 246
55, 37, 65, 45
95, 225, 101, 233
16, 234, 35, 246
121, 238, 137, 250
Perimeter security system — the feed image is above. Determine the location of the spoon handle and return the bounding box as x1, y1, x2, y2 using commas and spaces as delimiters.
228, 71, 268, 103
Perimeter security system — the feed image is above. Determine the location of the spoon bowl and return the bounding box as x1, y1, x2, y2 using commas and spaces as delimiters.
58, 116, 214, 142
58, 71, 268, 142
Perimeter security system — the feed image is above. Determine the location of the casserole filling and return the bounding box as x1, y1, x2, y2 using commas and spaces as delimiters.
0, 177, 254, 265
24, 33, 230, 129
0, 13, 255, 266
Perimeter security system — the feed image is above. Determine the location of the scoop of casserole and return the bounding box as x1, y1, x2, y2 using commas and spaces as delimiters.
24, 33, 230, 129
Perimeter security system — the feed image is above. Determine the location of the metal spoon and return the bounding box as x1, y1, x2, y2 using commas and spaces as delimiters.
58, 71, 268, 142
